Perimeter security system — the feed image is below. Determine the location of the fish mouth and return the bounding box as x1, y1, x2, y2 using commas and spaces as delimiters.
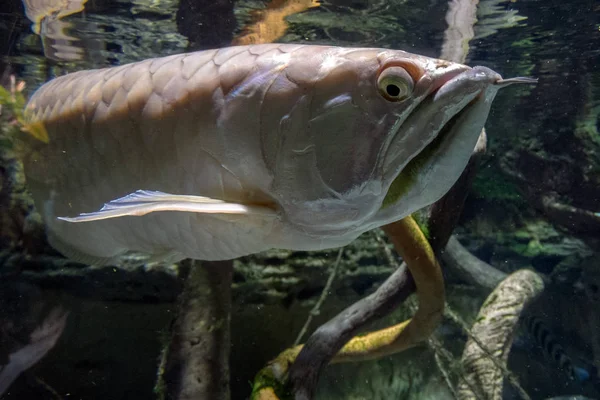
416, 94, 476, 156
382, 68, 484, 177
381, 66, 505, 209
380, 68, 536, 211
381, 97, 475, 208
418, 101, 468, 157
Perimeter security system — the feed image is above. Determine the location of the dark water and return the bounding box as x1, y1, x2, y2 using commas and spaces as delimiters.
0, 0, 599, 399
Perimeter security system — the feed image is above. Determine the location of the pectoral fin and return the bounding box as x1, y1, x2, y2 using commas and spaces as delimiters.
57, 190, 277, 223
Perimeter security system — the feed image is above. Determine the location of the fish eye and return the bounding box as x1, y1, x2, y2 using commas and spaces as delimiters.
377, 66, 414, 102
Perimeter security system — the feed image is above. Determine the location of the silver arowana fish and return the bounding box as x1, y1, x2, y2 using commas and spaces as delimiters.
23, 44, 535, 264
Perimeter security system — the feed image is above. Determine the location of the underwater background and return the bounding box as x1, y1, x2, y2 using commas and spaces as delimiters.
0, 0, 599, 399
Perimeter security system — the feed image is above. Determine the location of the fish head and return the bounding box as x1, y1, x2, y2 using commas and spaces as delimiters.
270, 46, 531, 236
371, 51, 512, 227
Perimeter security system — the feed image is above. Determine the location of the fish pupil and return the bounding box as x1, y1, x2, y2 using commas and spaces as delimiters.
386, 84, 400, 97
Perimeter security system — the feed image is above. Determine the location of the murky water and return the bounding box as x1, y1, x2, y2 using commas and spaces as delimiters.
0, 0, 599, 399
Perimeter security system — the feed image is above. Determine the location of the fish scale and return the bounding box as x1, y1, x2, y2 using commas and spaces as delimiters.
22, 44, 531, 263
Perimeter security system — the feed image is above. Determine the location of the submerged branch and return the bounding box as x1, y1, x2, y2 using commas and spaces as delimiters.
232, 0, 320, 45
539, 193, 600, 234
251, 216, 445, 400
457, 270, 544, 400
159, 260, 233, 400
251, 263, 414, 400
500, 156, 600, 235
442, 236, 507, 291
440, 0, 478, 64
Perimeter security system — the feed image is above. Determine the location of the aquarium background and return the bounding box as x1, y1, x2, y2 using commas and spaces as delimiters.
0, 0, 599, 399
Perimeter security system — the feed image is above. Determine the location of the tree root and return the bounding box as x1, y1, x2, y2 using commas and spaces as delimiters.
442, 235, 507, 291
158, 260, 233, 400
250, 216, 444, 400
500, 154, 600, 235
540, 193, 600, 234
232, 0, 320, 46
457, 269, 544, 400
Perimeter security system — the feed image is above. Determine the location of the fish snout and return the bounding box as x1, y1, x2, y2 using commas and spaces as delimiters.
433, 66, 504, 103
471, 66, 503, 82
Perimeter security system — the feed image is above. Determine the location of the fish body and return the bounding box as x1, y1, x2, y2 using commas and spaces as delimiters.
23, 44, 519, 263
520, 315, 591, 382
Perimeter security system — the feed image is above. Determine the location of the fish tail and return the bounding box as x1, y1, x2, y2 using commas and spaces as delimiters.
523, 314, 589, 381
